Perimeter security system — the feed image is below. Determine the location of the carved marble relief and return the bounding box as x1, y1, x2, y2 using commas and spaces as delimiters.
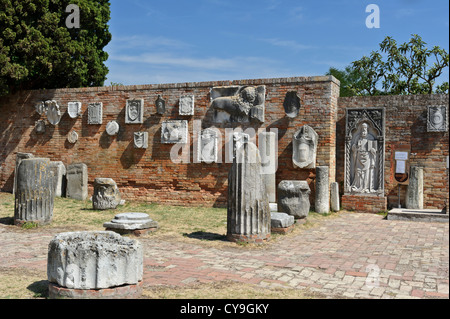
161, 120, 188, 144
125, 99, 144, 124
87, 102, 103, 125
134, 131, 148, 149
68, 102, 82, 118
106, 121, 120, 136
46, 100, 62, 125
344, 108, 385, 195
67, 130, 78, 144
210, 85, 265, 123
283, 91, 301, 118
427, 105, 448, 132
35, 101, 47, 115
292, 125, 318, 169
155, 95, 166, 115
179, 95, 194, 116
198, 128, 218, 163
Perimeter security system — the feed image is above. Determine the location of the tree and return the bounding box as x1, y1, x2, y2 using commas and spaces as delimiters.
327, 34, 449, 96
0, 0, 111, 96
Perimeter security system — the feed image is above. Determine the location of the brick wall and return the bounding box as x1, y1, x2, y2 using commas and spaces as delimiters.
0, 76, 339, 208
337, 94, 449, 210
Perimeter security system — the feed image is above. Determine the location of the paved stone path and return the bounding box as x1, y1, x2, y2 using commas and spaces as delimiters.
0, 212, 448, 299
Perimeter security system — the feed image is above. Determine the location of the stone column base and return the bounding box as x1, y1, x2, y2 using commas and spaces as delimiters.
48, 281, 143, 299
227, 233, 271, 244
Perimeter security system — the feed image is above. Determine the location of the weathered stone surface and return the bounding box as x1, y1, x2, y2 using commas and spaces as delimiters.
48, 161, 66, 197
179, 95, 195, 116
14, 158, 54, 225
125, 99, 144, 124
92, 178, 121, 210
67, 102, 82, 118
161, 120, 188, 144
47, 231, 143, 290
344, 108, 385, 195
67, 130, 78, 144
198, 128, 219, 163
259, 131, 277, 203
155, 95, 165, 115
293, 125, 318, 169
13, 152, 34, 195
277, 180, 311, 219
406, 166, 424, 209
106, 121, 119, 136
103, 212, 158, 230
330, 182, 340, 212
283, 91, 301, 118
315, 166, 330, 214
270, 212, 294, 228
227, 142, 271, 243
66, 163, 88, 201
427, 105, 448, 132
46, 100, 62, 125
133, 132, 148, 148
87, 102, 103, 124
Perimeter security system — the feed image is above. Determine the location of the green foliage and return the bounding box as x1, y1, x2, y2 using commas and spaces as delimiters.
0, 0, 111, 96
327, 34, 449, 96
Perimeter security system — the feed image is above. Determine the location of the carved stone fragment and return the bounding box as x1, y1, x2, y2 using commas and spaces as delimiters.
125, 99, 144, 124
277, 180, 311, 219
293, 125, 318, 169
66, 163, 88, 201
106, 120, 120, 136
179, 95, 194, 116
46, 100, 62, 125
283, 91, 301, 118
161, 120, 188, 144
133, 132, 148, 149
92, 178, 121, 210
198, 128, 218, 163
427, 105, 448, 132
87, 102, 103, 124
155, 95, 166, 115
67, 102, 82, 118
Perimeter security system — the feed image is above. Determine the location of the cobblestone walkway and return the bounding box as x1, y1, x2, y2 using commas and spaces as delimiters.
0, 212, 448, 299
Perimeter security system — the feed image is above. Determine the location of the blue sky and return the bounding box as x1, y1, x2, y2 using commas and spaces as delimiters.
104, 0, 449, 86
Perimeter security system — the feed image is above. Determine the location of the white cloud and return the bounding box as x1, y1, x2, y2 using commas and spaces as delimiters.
259, 37, 315, 51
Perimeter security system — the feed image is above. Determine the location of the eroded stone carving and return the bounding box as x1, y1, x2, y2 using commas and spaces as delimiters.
35, 120, 46, 134
35, 101, 47, 115
179, 95, 194, 116
67, 130, 78, 144
92, 178, 121, 210
87, 102, 103, 124
211, 85, 265, 123
46, 100, 62, 125
68, 102, 82, 118
293, 125, 318, 169
283, 91, 301, 118
155, 95, 166, 115
126, 99, 144, 124
427, 105, 448, 132
198, 128, 218, 163
106, 120, 120, 136
161, 120, 188, 144
344, 108, 385, 195
277, 180, 311, 219
133, 132, 148, 149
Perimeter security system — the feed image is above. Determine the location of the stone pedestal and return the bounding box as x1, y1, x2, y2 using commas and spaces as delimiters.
66, 163, 88, 201
14, 158, 54, 226
104, 212, 159, 236
92, 178, 121, 210
315, 166, 330, 214
277, 180, 311, 219
227, 142, 271, 243
406, 166, 423, 209
47, 231, 143, 298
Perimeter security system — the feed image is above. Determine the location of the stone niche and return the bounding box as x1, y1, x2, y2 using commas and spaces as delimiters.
125, 99, 144, 124
292, 125, 318, 169
427, 105, 448, 132
283, 91, 301, 118
179, 95, 195, 116
161, 120, 188, 144
210, 85, 266, 123
87, 102, 103, 125
344, 108, 385, 195
198, 128, 219, 163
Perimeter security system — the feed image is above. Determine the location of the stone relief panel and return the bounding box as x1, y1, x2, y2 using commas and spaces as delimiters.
87, 102, 103, 125
179, 95, 194, 116
68, 102, 82, 118
35, 101, 47, 115
67, 130, 78, 144
198, 128, 218, 163
106, 120, 120, 136
210, 85, 265, 123
126, 99, 144, 124
344, 108, 385, 195
427, 105, 448, 132
292, 125, 318, 169
46, 100, 62, 125
134, 132, 148, 149
161, 120, 188, 144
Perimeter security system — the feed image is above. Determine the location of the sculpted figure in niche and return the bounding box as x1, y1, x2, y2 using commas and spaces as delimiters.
292, 125, 318, 169
211, 85, 265, 123
350, 122, 378, 193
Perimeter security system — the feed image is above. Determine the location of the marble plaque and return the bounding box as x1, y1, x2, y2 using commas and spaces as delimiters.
106, 120, 120, 136
198, 128, 218, 163
179, 95, 194, 116
161, 120, 188, 144
134, 132, 148, 149
427, 105, 448, 132
67, 130, 78, 144
87, 102, 103, 124
68, 102, 82, 118
126, 99, 144, 124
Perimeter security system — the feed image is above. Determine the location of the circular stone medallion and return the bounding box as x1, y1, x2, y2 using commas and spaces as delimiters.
106, 120, 120, 136
67, 130, 78, 144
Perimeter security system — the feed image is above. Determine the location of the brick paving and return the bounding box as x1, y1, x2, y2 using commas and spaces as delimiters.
0, 212, 448, 299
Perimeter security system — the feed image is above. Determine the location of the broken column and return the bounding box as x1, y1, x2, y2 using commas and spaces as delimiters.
227, 142, 271, 243
406, 166, 424, 209
13, 152, 34, 195
66, 163, 88, 201
330, 182, 340, 212
259, 131, 277, 204
14, 158, 54, 226
315, 166, 330, 214
47, 231, 143, 299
